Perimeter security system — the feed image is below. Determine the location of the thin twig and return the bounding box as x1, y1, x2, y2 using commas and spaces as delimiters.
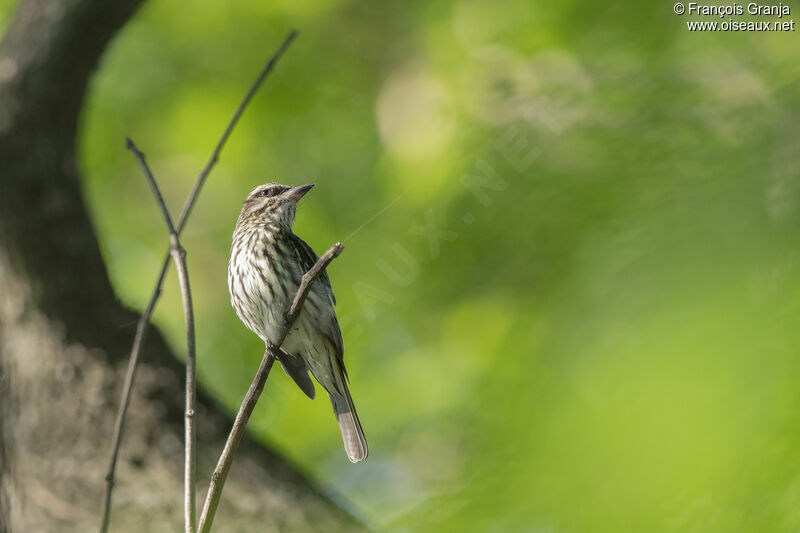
197, 243, 344, 533
99, 30, 298, 533
97, 288, 155, 531
288, 243, 345, 322
127, 139, 198, 533
174, 30, 298, 231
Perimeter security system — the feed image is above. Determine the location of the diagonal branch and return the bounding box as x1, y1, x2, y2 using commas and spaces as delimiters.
174, 29, 297, 231
99, 30, 297, 533
126, 139, 198, 533
197, 243, 344, 533
287, 243, 345, 323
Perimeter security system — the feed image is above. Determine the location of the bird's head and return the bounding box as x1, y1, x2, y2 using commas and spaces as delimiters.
238, 182, 314, 229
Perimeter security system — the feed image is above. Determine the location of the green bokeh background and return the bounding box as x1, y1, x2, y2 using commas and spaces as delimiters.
5, 1, 800, 531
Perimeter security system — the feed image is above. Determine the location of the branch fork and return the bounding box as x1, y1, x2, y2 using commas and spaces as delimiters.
99, 30, 299, 533
127, 138, 198, 533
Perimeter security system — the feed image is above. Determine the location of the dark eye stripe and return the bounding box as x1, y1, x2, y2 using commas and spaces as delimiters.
255, 185, 289, 199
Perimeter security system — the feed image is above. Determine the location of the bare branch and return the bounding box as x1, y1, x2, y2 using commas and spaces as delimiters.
126, 138, 178, 233
196, 350, 276, 533
197, 242, 345, 533
175, 29, 298, 232
287, 242, 344, 323
99, 30, 297, 533
126, 139, 198, 533
98, 293, 159, 533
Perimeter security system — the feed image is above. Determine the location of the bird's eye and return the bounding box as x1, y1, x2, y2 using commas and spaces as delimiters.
259, 188, 273, 197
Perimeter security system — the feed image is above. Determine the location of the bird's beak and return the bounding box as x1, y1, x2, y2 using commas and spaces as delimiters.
285, 183, 315, 202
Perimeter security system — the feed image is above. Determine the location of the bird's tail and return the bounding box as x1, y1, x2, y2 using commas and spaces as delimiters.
329, 368, 368, 463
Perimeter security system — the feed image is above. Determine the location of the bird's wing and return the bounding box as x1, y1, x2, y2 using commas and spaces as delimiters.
290, 234, 346, 362
277, 348, 316, 399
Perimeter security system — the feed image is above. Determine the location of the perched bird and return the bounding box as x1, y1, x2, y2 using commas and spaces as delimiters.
228, 182, 368, 463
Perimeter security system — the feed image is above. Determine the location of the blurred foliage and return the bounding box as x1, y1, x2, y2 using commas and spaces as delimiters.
5, 0, 800, 530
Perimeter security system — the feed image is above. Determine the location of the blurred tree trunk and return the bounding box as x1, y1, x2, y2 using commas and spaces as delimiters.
0, 1, 364, 531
